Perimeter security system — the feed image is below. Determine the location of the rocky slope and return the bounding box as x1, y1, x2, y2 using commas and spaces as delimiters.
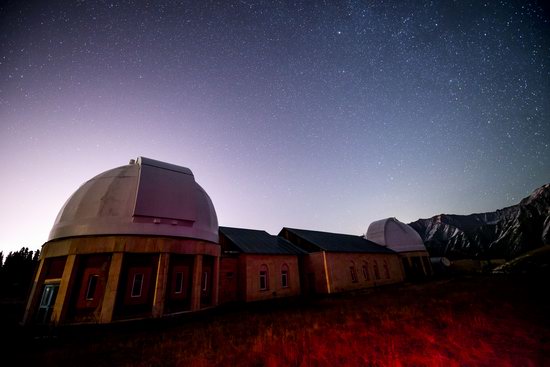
409, 184, 550, 260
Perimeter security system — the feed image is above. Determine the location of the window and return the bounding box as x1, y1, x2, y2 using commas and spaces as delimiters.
362, 262, 370, 281
174, 272, 183, 294
85, 275, 99, 300
259, 264, 269, 290
373, 260, 380, 280
202, 271, 208, 292
350, 262, 358, 283
40, 285, 54, 307
281, 264, 289, 288
131, 273, 144, 298
383, 260, 390, 279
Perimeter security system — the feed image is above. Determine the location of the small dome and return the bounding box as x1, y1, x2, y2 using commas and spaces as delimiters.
365, 217, 426, 253
49, 157, 218, 243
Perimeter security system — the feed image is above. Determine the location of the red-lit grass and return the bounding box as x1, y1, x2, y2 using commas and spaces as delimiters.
13, 276, 550, 366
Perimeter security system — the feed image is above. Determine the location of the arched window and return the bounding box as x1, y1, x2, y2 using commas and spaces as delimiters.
383, 260, 390, 279
362, 261, 370, 281
259, 264, 269, 290
349, 261, 358, 283
373, 260, 380, 280
281, 264, 289, 288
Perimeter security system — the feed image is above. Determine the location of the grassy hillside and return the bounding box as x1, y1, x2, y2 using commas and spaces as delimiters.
494, 245, 550, 275
2, 275, 548, 366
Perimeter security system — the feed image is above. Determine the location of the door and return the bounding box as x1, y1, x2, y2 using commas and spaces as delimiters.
36, 284, 59, 324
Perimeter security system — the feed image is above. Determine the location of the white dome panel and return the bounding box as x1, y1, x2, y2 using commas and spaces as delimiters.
366, 217, 426, 253
49, 157, 218, 243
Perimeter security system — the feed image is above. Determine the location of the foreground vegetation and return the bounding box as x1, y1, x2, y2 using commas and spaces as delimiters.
0, 247, 39, 300
2, 275, 548, 366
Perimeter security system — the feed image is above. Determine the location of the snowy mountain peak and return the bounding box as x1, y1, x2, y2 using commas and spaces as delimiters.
409, 183, 550, 260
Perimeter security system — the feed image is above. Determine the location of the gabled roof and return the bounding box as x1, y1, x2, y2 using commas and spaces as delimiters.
219, 227, 306, 255
281, 227, 396, 254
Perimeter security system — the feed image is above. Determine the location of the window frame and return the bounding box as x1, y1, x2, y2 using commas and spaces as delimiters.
259, 264, 269, 291
202, 271, 208, 292
362, 262, 370, 281
174, 271, 184, 294
281, 264, 289, 288
131, 273, 144, 298
85, 274, 99, 300
350, 262, 358, 283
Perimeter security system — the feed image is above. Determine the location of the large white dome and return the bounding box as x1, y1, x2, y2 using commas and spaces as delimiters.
366, 217, 426, 253
49, 157, 218, 243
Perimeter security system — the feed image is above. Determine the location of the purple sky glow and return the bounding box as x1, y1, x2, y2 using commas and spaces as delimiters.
1, 0, 549, 253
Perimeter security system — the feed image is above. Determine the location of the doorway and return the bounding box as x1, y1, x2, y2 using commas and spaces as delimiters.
36, 283, 59, 324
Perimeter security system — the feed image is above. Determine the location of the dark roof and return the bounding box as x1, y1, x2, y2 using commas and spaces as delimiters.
281, 227, 396, 254
219, 226, 306, 255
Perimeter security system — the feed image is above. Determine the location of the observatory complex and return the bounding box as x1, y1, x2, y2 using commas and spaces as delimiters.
24, 157, 431, 325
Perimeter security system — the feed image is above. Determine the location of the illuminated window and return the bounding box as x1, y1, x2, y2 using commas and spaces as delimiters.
259, 264, 269, 290
85, 275, 99, 300
350, 262, 358, 283
373, 260, 380, 280
174, 272, 183, 294
131, 273, 144, 298
281, 264, 289, 288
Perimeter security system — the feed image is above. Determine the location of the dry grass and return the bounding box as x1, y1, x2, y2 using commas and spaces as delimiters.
5, 275, 549, 366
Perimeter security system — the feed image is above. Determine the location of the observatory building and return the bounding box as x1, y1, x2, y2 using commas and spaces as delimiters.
23, 157, 219, 325
366, 217, 432, 279
24, 157, 430, 326
279, 228, 404, 294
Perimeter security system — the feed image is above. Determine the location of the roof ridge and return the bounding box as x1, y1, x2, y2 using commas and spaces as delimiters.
219, 226, 270, 233
220, 227, 305, 255
284, 227, 364, 237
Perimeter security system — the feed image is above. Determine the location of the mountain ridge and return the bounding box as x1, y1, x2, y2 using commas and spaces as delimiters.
408, 184, 550, 260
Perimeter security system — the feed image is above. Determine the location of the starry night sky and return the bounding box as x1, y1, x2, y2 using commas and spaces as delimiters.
1, 0, 549, 253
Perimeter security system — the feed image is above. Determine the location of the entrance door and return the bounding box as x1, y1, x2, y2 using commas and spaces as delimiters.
36, 284, 59, 324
